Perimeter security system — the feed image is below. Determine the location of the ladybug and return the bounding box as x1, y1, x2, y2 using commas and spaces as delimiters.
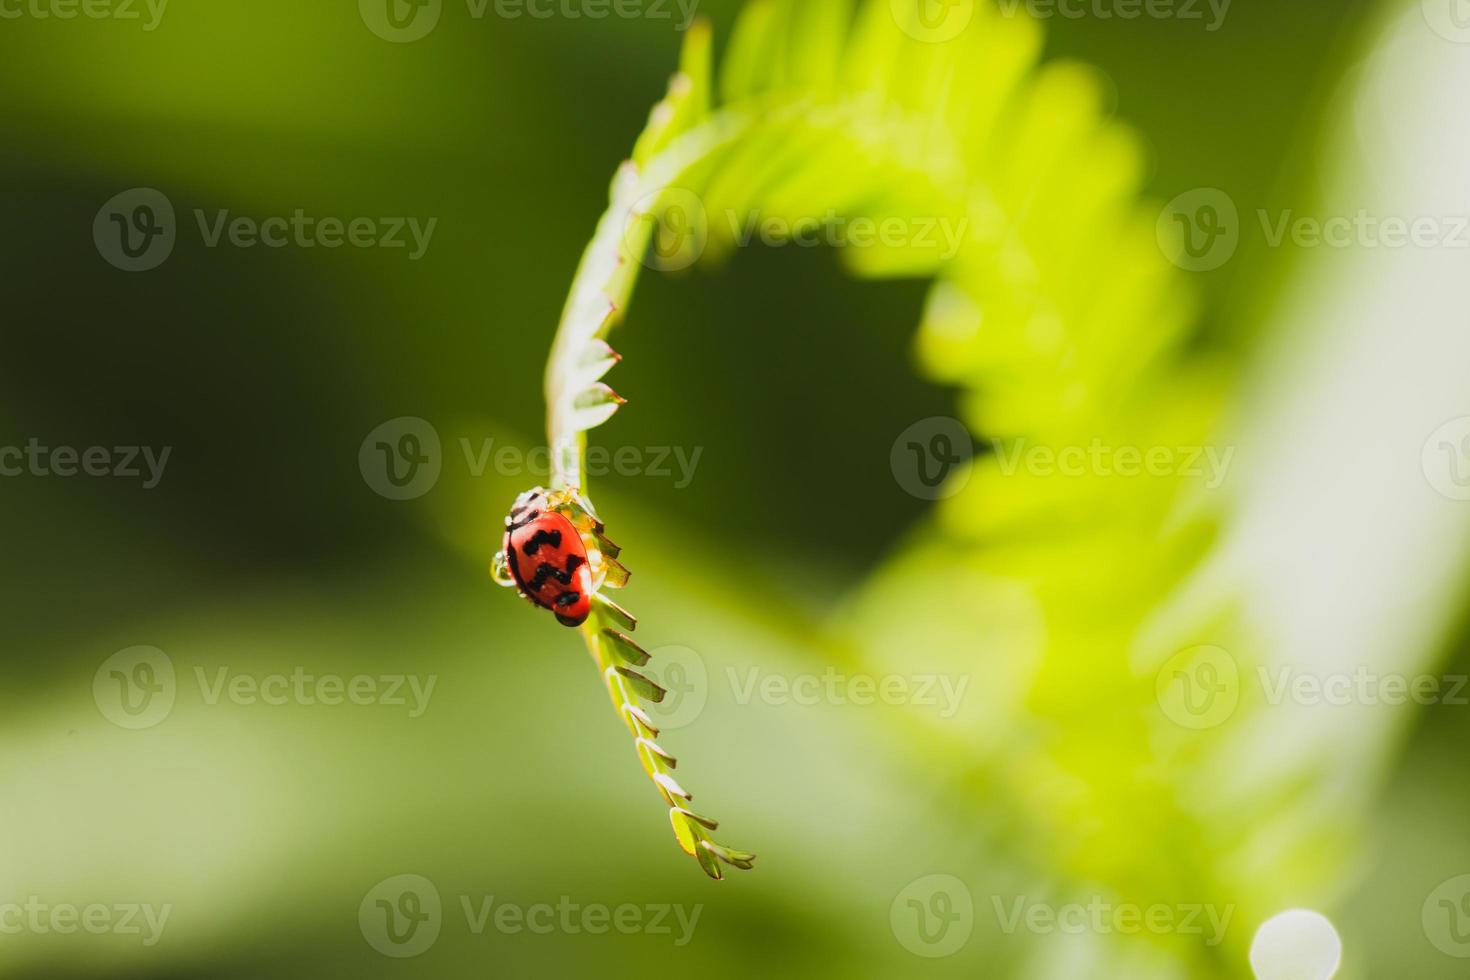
501, 488, 595, 627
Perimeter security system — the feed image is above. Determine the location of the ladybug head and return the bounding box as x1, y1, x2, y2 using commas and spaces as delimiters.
505, 487, 549, 528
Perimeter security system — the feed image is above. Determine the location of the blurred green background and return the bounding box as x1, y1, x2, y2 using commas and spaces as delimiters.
4, 0, 1470, 977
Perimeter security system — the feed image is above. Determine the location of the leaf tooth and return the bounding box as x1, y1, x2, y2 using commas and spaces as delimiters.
653, 771, 692, 803
593, 528, 622, 559
601, 557, 631, 589
614, 665, 666, 703
622, 703, 659, 737
637, 736, 677, 768
672, 806, 719, 832
610, 160, 639, 198
577, 338, 622, 384
694, 840, 723, 880
569, 382, 627, 432
703, 841, 756, 870
635, 738, 675, 781
577, 382, 627, 407
590, 299, 620, 336
669, 809, 700, 857
602, 628, 649, 666
594, 594, 636, 631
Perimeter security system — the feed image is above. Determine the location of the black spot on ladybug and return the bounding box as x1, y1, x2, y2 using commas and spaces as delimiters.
529, 562, 574, 590
522, 528, 562, 556
565, 554, 585, 572
555, 591, 581, 608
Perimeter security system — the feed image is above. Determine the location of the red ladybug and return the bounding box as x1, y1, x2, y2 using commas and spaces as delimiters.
502, 489, 594, 627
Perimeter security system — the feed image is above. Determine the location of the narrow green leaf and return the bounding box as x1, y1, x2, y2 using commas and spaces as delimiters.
600, 556, 631, 589
622, 703, 659, 737
669, 808, 700, 857
653, 771, 691, 803
602, 628, 649, 666
672, 806, 720, 832
637, 736, 677, 768
594, 593, 636, 631
695, 841, 724, 880
615, 665, 666, 703
720, 0, 780, 103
